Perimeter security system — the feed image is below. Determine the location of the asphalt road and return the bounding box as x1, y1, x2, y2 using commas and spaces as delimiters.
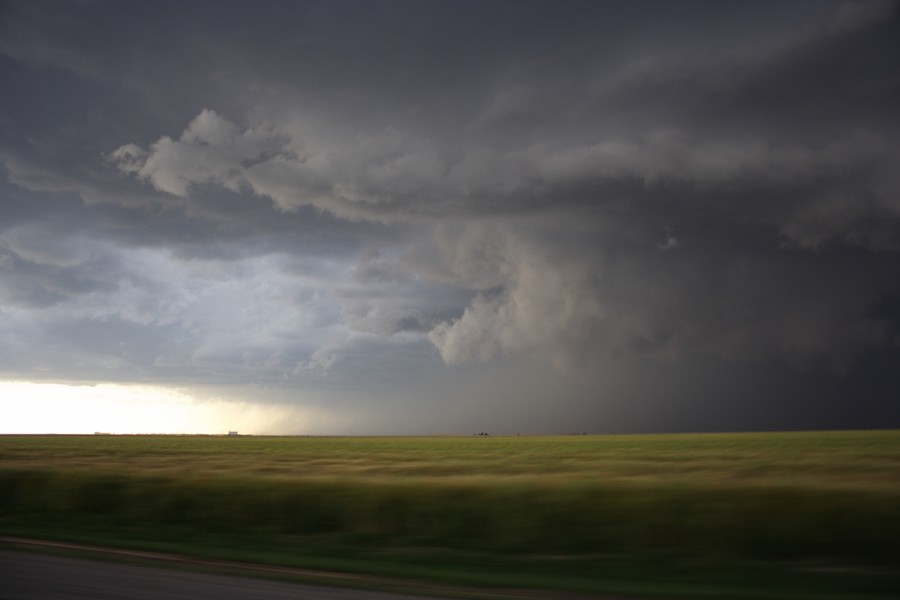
0, 550, 439, 600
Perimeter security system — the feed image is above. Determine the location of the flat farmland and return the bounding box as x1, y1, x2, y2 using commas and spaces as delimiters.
4, 430, 900, 484
2, 431, 900, 598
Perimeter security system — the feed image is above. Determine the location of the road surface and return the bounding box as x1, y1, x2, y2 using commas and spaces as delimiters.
0, 550, 440, 600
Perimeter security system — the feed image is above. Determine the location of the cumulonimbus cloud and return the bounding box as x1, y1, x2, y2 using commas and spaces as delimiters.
100, 0, 900, 377
109, 105, 900, 375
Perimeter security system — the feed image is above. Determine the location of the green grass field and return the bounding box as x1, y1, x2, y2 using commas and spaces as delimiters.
2, 431, 900, 598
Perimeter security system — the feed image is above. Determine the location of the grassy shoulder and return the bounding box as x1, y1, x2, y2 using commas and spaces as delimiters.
2, 526, 899, 599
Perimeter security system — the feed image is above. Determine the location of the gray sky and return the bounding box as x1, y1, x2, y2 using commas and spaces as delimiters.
1, 0, 899, 434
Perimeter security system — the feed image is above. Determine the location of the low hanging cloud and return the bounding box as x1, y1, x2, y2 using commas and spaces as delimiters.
110, 109, 287, 198
110, 111, 445, 221
112, 108, 899, 257
419, 217, 898, 374
424, 227, 603, 372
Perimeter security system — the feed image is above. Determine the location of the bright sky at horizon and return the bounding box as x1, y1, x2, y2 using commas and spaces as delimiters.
0, 381, 317, 435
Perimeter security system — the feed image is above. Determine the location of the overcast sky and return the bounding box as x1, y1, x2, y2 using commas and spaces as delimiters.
1, 0, 899, 434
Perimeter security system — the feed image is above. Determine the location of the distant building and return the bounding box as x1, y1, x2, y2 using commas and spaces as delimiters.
227, 431, 239, 436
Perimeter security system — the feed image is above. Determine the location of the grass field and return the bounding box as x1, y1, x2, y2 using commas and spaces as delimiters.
2, 430, 900, 598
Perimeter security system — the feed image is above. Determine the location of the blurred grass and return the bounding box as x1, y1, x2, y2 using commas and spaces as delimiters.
2, 431, 900, 597
2, 430, 899, 485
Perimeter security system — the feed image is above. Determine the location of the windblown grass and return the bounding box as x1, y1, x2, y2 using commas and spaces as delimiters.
2, 431, 899, 597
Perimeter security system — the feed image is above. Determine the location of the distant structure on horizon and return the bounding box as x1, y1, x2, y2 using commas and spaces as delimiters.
227, 431, 239, 436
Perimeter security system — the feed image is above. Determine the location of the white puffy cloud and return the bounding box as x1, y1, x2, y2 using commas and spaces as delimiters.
112, 113, 446, 221
110, 109, 282, 197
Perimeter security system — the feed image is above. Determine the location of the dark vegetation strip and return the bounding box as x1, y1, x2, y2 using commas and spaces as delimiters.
1, 467, 899, 561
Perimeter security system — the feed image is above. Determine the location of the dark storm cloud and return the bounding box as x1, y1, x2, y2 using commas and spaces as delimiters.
1, 0, 898, 431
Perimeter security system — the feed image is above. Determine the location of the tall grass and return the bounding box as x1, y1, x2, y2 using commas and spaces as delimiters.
2, 431, 899, 563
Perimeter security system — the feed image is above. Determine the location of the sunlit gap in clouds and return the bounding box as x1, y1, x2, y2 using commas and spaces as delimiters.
0, 381, 317, 435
